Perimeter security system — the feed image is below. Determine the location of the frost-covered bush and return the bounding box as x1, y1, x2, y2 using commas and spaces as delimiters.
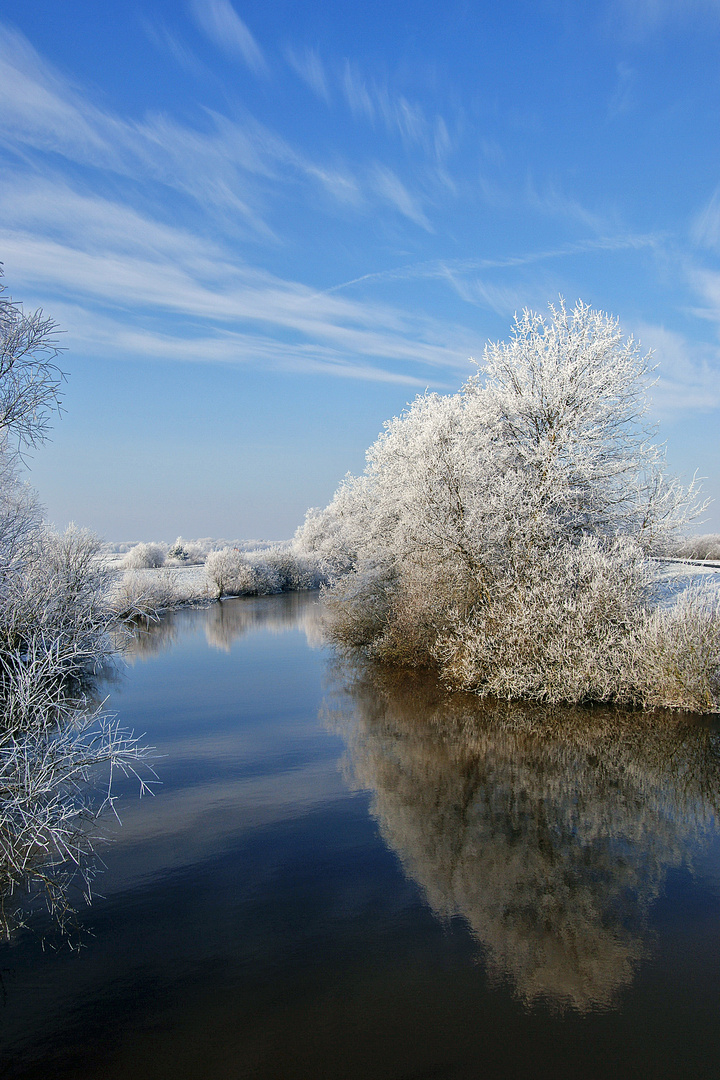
674, 534, 720, 561
0, 272, 150, 938
206, 548, 260, 598
0, 274, 118, 714
252, 546, 326, 591
434, 538, 654, 703
109, 568, 202, 618
297, 300, 714, 709
0, 521, 115, 721
206, 545, 325, 598
122, 542, 166, 569
634, 588, 720, 711
294, 478, 374, 580
166, 536, 207, 565
0, 706, 152, 938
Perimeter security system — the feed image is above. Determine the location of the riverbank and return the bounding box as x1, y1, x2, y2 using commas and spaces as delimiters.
105, 554, 720, 616
653, 557, 720, 604
106, 560, 213, 614
105, 551, 324, 616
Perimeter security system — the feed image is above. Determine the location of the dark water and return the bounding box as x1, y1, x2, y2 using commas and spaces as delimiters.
2, 592, 720, 1079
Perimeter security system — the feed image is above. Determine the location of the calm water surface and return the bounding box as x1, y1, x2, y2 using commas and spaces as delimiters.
2, 591, 720, 1079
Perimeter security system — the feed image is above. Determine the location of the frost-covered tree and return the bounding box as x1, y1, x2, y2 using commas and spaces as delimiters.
469, 300, 695, 548
0, 274, 114, 715
0, 273, 64, 456
0, 273, 149, 938
296, 300, 713, 707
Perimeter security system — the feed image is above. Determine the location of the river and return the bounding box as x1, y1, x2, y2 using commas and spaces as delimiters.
2, 591, 720, 1079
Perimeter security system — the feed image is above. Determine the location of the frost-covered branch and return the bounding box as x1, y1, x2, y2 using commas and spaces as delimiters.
0, 272, 65, 454
296, 299, 717, 709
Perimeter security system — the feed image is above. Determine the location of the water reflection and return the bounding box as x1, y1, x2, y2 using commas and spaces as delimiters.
121, 592, 327, 661
116, 613, 180, 660
329, 662, 720, 1013
0, 710, 154, 945
204, 592, 326, 652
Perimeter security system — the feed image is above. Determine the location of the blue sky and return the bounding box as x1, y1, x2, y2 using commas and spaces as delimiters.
2, 0, 719, 540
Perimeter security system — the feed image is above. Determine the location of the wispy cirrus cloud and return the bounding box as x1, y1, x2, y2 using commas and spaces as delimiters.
610, 0, 720, 39
692, 188, 720, 251
0, 178, 472, 381
0, 20, 459, 388
1, 18, 711, 412
342, 61, 374, 122
41, 308, 436, 387
285, 46, 330, 103
636, 321, 720, 415
524, 178, 610, 234
440, 274, 561, 317
0, 23, 372, 231
341, 60, 451, 160
141, 17, 210, 80
188, 0, 267, 74
466, 167, 617, 237
0, 25, 122, 167
0, 23, 266, 229
687, 266, 720, 329
371, 165, 433, 230
607, 62, 637, 119
0, 176, 232, 268
319, 234, 665, 296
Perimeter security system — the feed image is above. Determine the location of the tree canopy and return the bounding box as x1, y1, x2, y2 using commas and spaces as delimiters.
0, 270, 65, 455
296, 300, 715, 708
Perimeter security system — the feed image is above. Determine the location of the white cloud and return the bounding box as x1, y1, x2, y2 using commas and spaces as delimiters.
687, 266, 720, 325
40, 303, 434, 386
188, 0, 267, 74
0, 24, 371, 232
141, 18, 210, 80
374, 86, 426, 145
0, 180, 474, 380
692, 188, 720, 251
285, 46, 330, 103
635, 321, 720, 415
321, 235, 664, 296
3, 20, 714, 419
0, 25, 123, 168
441, 274, 558, 317
611, 0, 720, 39
524, 178, 609, 234
342, 61, 375, 122
340, 59, 450, 159
607, 62, 637, 120
0, 176, 232, 269
371, 165, 433, 231
0, 24, 269, 229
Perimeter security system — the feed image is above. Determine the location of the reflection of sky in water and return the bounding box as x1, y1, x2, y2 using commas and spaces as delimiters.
3, 593, 720, 1080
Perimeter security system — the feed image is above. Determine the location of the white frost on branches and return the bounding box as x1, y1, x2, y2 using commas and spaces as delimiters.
0, 271, 150, 937
296, 300, 716, 708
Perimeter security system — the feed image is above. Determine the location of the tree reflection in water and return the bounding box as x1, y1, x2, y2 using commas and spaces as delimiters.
121, 593, 327, 661
0, 706, 154, 945
204, 593, 326, 652
327, 661, 720, 1013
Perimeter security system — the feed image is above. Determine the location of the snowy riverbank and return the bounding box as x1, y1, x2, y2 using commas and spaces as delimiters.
105, 555, 720, 618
